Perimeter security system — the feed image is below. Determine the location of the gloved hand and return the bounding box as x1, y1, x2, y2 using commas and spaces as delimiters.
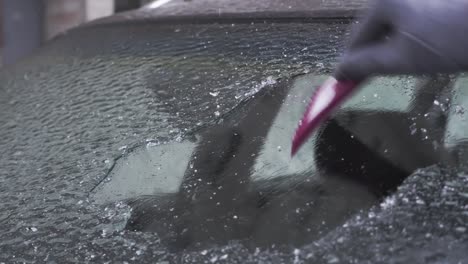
335, 0, 468, 81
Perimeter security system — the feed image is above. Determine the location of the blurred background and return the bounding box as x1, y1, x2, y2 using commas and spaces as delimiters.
1, 0, 154, 66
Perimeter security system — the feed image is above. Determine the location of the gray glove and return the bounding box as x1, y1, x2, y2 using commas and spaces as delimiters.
335, 0, 468, 81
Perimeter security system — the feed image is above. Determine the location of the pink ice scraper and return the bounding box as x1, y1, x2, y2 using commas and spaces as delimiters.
291, 77, 361, 156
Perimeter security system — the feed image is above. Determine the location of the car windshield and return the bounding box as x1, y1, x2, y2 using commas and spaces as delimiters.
0, 19, 467, 263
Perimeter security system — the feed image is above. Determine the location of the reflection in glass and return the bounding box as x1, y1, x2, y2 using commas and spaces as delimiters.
92, 73, 466, 251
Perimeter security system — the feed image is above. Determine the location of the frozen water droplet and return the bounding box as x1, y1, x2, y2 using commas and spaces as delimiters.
409, 123, 418, 135
381, 196, 396, 209
416, 198, 425, 205
433, 100, 440, 106
214, 111, 220, 117
201, 250, 208, 255
277, 146, 282, 152
327, 255, 339, 263
254, 247, 261, 255
455, 105, 465, 115
293, 248, 301, 263
30, 227, 38, 232
146, 142, 158, 147
233, 215, 238, 219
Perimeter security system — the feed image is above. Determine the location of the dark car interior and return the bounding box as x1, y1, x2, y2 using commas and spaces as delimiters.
116, 73, 458, 251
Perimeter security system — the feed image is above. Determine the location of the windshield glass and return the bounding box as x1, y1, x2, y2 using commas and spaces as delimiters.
0, 20, 467, 263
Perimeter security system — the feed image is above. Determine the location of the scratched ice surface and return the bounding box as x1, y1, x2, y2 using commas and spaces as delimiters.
0, 18, 467, 263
